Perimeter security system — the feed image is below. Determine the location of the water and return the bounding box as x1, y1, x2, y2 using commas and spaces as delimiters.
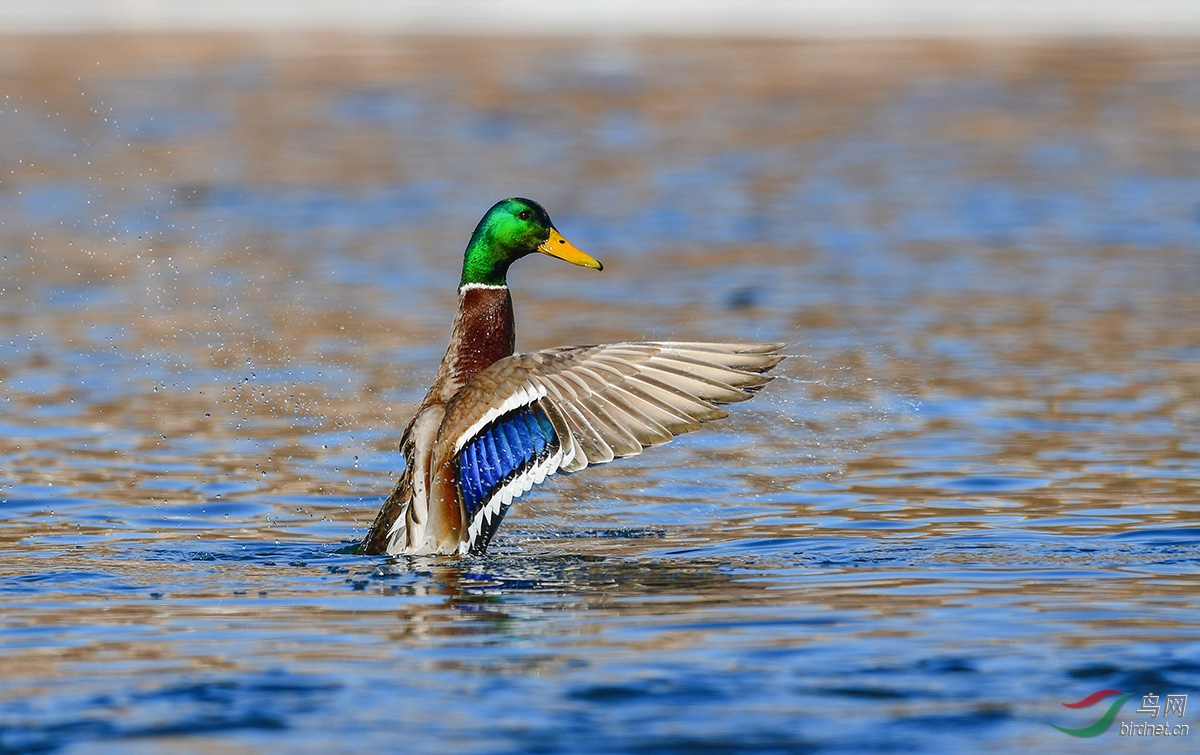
2, 36, 1199, 753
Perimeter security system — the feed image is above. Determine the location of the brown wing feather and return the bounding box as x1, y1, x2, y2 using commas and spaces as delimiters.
439, 341, 784, 476
367, 341, 785, 555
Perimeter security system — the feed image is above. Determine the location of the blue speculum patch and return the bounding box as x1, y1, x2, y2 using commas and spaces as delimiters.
456, 403, 559, 528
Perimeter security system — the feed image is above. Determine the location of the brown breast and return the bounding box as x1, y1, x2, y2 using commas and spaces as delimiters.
420, 284, 516, 410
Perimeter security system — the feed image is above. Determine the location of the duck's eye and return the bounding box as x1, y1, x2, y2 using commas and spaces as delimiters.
517, 210, 532, 220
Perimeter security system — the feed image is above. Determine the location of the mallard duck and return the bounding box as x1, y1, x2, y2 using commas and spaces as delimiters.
360, 198, 784, 556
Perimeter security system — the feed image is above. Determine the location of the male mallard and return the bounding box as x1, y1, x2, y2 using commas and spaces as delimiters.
361, 198, 784, 556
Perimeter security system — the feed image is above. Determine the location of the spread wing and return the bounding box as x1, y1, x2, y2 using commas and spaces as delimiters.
429, 341, 785, 553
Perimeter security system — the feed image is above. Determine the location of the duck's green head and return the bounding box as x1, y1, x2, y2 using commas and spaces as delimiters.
460, 197, 603, 288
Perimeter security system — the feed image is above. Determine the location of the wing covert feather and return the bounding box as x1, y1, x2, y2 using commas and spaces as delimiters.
423, 340, 783, 553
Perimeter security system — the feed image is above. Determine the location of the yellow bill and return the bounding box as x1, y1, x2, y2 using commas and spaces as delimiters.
538, 228, 603, 271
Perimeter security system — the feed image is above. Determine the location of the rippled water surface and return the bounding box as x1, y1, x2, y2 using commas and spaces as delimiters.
2, 36, 1199, 753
